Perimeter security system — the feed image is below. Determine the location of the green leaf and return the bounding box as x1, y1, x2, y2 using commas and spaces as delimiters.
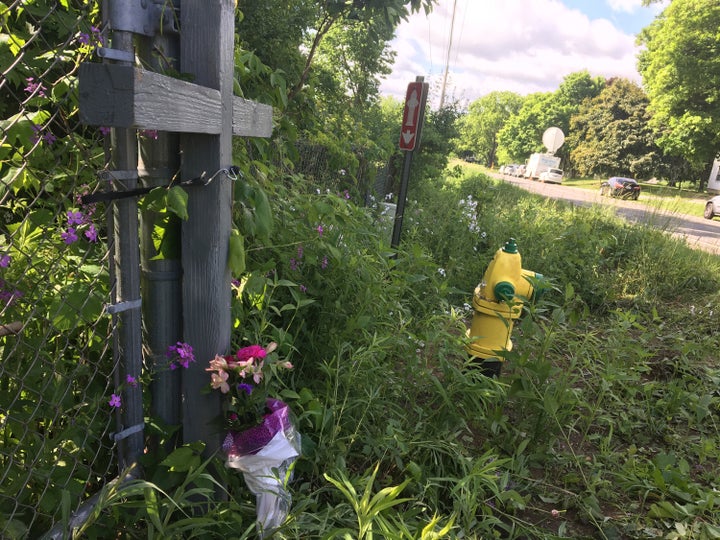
228, 229, 245, 276
161, 446, 200, 472
166, 186, 189, 220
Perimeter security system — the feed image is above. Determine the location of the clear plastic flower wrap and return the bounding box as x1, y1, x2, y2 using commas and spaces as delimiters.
224, 398, 301, 537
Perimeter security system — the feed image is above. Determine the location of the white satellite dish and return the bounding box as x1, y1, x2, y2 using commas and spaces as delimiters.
542, 127, 565, 154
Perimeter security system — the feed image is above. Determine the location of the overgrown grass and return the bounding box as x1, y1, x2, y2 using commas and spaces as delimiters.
77, 169, 720, 539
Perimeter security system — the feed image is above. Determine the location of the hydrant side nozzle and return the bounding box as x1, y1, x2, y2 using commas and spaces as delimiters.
494, 281, 515, 302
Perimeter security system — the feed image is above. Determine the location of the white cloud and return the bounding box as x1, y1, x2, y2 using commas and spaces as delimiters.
606, 0, 641, 14
380, 0, 651, 109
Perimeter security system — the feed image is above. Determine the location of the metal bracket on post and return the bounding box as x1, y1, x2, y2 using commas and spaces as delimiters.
96, 47, 135, 63
109, 0, 179, 37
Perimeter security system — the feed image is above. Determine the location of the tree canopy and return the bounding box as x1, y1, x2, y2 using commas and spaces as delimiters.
568, 78, 659, 179
638, 0, 720, 175
494, 71, 604, 166
455, 91, 523, 167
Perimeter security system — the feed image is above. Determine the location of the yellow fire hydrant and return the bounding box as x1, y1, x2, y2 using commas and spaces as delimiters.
467, 238, 542, 376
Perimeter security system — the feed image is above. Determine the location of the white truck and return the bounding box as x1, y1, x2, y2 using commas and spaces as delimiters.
524, 153, 561, 180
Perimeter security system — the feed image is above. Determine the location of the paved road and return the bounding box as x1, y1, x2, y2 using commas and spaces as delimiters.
494, 173, 720, 255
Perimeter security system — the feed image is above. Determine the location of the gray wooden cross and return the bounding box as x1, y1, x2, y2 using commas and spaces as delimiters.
78, 0, 272, 459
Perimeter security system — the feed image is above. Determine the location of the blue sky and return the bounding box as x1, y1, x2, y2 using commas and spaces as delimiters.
380, 0, 668, 108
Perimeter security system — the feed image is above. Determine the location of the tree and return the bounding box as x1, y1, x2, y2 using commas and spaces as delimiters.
496, 71, 604, 167
568, 78, 660, 179
637, 0, 720, 188
455, 91, 523, 167
234, 0, 438, 191
236, 0, 436, 114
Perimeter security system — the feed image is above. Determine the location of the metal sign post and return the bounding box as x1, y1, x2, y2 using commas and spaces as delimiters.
391, 76, 429, 250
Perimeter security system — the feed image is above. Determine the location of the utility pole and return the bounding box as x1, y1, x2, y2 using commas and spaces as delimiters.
439, 0, 458, 109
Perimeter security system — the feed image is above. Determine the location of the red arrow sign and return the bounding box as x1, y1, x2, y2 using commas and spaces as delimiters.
399, 82, 424, 151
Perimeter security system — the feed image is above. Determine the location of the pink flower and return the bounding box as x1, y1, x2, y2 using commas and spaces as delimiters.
236, 345, 267, 363
551, 509, 560, 518
280, 361, 293, 369
206, 354, 229, 372
316, 224, 324, 237
210, 370, 230, 393
108, 394, 121, 408
251, 363, 264, 384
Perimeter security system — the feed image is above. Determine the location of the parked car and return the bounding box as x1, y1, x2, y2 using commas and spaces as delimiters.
515, 164, 526, 177
504, 165, 516, 176
539, 168, 563, 184
600, 177, 640, 200
704, 195, 720, 219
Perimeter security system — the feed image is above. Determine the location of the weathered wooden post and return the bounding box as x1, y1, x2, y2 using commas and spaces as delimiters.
178, 0, 235, 453
79, 0, 273, 462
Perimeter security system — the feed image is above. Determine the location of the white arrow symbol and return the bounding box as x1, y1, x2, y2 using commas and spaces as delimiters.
404, 89, 420, 127
401, 130, 415, 144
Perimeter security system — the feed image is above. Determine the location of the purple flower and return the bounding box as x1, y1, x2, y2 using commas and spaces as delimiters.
24, 78, 46, 97
167, 341, 195, 369
297, 245, 304, 259
85, 224, 98, 242
299, 284, 307, 293
139, 129, 159, 140
67, 210, 84, 226
125, 374, 138, 387
237, 383, 253, 395
289, 257, 299, 271
78, 26, 104, 47
0, 287, 22, 306
30, 123, 43, 145
108, 394, 122, 408
61, 228, 78, 244
42, 132, 56, 145
321, 256, 328, 269
0, 255, 10, 268
316, 225, 324, 237
99, 126, 111, 136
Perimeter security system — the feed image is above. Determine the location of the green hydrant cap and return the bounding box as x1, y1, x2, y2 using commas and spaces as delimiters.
503, 238, 518, 254
494, 281, 515, 302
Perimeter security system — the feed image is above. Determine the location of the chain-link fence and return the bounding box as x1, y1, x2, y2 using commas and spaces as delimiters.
292, 139, 397, 205
0, 2, 122, 537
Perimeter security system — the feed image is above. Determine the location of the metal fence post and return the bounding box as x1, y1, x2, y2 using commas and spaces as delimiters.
137, 17, 183, 450
107, 29, 144, 473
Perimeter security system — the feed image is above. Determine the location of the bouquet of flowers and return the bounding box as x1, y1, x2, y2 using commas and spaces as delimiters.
206, 342, 300, 537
